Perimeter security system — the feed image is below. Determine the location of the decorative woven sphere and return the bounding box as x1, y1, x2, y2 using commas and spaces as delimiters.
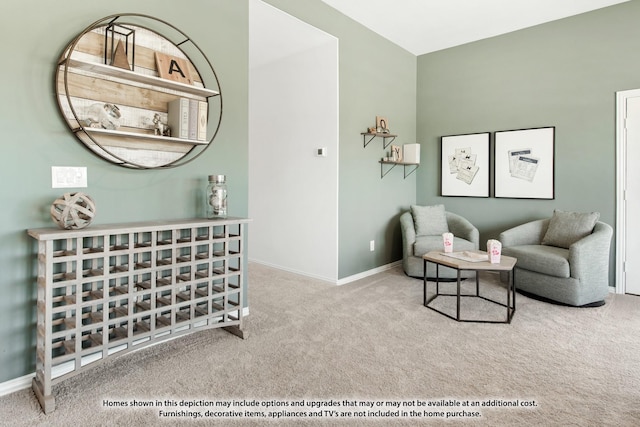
50, 192, 97, 230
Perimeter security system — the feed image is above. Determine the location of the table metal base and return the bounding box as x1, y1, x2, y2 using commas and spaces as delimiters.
423, 259, 516, 324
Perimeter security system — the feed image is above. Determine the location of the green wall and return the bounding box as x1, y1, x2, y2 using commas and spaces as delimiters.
0, 0, 417, 383
416, 1, 640, 283
0, 0, 249, 383
4, 0, 635, 386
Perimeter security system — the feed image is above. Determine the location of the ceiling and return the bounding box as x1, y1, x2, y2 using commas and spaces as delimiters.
319, 0, 629, 55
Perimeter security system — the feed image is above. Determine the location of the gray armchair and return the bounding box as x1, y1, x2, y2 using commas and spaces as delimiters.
400, 206, 479, 279
499, 212, 613, 307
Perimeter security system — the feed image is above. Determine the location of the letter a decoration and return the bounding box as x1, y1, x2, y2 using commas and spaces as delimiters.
155, 52, 194, 85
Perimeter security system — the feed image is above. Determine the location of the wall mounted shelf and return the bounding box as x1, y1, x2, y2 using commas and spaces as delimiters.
65, 58, 220, 98
362, 130, 419, 178
56, 13, 223, 169
361, 132, 397, 148
379, 161, 419, 179
78, 127, 209, 145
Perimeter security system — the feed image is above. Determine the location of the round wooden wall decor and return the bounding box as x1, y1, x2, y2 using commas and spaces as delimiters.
56, 14, 223, 169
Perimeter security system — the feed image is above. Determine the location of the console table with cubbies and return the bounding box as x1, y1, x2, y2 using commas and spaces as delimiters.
27, 217, 250, 414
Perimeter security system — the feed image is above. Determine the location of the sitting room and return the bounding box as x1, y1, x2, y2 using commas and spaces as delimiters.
0, 1, 639, 425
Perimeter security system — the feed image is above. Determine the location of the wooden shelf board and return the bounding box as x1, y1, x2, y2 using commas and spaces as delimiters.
379, 161, 420, 165
78, 127, 209, 145
66, 58, 219, 98
360, 132, 398, 138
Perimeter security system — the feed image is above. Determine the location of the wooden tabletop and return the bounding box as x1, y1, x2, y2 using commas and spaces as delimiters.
27, 217, 252, 240
423, 250, 517, 272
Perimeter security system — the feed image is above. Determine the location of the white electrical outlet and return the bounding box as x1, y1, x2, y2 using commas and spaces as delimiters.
52, 166, 88, 188
370, 240, 375, 251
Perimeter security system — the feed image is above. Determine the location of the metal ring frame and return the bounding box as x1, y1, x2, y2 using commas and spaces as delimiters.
55, 13, 223, 169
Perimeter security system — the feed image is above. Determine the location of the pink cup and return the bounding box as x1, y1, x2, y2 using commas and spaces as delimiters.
443, 232, 453, 253
487, 239, 502, 263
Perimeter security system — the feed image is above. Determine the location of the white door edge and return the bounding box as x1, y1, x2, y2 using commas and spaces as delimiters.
615, 88, 640, 294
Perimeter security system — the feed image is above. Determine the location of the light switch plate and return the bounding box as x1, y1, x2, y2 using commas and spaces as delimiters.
52, 166, 88, 188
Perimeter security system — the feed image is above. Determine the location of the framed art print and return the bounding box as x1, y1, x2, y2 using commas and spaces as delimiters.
494, 127, 555, 199
440, 132, 490, 197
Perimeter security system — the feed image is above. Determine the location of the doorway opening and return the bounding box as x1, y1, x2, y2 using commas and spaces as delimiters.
248, 0, 339, 282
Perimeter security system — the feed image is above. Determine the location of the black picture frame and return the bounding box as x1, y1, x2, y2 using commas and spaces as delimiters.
440, 132, 490, 197
494, 127, 555, 199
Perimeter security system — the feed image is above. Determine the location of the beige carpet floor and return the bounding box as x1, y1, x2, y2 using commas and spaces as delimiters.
1, 263, 639, 426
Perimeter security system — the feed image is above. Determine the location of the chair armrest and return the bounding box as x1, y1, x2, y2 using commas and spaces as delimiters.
400, 211, 416, 257
499, 219, 550, 247
446, 212, 479, 248
569, 222, 613, 280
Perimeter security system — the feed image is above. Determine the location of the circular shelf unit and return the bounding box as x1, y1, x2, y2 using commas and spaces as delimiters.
56, 13, 223, 169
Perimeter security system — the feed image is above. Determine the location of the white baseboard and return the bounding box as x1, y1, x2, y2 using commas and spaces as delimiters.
0, 373, 33, 397
249, 259, 402, 286
248, 259, 339, 284
0, 307, 251, 398
337, 261, 402, 286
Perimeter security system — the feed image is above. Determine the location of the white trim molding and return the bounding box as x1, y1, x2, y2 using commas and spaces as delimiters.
0, 373, 34, 397
337, 261, 402, 286
615, 88, 640, 294
249, 259, 402, 286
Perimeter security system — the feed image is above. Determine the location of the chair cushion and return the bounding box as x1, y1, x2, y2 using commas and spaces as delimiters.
541, 209, 599, 249
413, 235, 475, 257
410, 204, 449, 236
502, 244, 570, 278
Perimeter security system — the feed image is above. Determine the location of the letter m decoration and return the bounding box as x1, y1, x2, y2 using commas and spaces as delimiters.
155, 52, 194, 85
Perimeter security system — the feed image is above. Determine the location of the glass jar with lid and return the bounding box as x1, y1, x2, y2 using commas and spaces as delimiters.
206, 174, 227, 219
